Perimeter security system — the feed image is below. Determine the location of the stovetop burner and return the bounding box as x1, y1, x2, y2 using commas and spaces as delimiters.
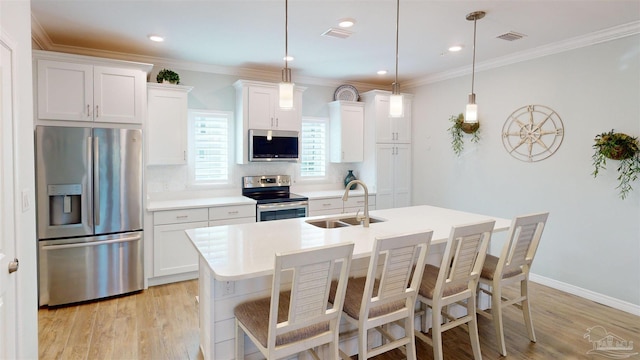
242, 175, 308, 204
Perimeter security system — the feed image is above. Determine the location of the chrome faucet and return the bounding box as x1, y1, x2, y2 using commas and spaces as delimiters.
342, 180, 369, 227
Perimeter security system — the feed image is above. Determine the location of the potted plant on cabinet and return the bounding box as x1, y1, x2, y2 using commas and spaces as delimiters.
156, 68, 180, 84
448, 113, 480, 156
592, 129, 640, 199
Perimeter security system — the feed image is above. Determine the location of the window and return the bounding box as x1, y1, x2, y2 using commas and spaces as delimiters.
300, 117, 327, 177
188, 109, 232, 184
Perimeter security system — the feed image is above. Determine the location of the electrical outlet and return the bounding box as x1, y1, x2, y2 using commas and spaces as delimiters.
223, 281, 235, 295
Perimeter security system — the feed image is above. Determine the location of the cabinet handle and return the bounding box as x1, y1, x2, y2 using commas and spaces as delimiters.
95, 105, 99, 118
176, 215, 189, 219
322, 203, 332, 207
276, 118, 279, 127
271, 117, 274, 127
87, 104, 90, 117
227, 211, 239, 215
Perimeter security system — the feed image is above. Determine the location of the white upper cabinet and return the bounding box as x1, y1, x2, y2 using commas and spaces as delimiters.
362, 90, 412, 144
329, 100, 364, 163
234, 79, 305, 164
147, 83, 193, 165
246, 85, 300, 131
235, 80, 303, 132
34, 51, 151, 124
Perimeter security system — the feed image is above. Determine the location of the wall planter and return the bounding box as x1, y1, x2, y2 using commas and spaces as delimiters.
592, 129, 640, 199
448, 113, 480, 156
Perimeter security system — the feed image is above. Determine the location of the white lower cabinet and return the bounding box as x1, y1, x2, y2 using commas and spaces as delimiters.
153, 208, 208, 277
152, 204, 255, 282
308, 195, 376, 216
376, 143, 411, 210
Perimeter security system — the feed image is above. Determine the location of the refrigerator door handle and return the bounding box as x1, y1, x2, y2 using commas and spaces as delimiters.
41, 233, 142, 251
93, 136, 100, 226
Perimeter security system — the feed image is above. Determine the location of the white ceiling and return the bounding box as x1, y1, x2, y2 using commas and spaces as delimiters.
30, 0, 640, 87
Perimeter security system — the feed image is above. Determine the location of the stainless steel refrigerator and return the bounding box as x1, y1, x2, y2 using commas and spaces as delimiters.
36, 126, 144, 306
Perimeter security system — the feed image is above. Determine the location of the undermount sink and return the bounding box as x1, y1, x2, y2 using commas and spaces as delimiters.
305, 216, 385, 229
338, 216, 385, 226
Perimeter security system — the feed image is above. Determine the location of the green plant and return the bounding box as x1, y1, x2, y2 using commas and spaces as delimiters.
156, 68, 180, 84
592, 129, 640, 199
448, 113, 480, 156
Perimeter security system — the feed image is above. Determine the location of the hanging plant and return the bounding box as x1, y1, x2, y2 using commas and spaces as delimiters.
448, 113, 480, 156
592, 129, 640, 199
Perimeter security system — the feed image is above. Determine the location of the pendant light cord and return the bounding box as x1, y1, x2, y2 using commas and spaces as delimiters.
394, 0, 400, 93
285, 0, 289, 70
471, 16, 477, 94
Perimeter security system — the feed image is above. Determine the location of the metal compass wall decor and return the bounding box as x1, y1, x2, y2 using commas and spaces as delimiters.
502, 104, 564, 162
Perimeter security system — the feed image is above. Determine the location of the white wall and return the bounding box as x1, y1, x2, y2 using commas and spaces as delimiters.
0, 0, 38, 357
410, 35, 640, 307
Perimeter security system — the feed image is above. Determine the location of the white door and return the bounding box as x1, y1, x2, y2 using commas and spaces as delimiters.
94, 66, 143, 124
393, 144, 412, 208
0, 35, 18, 359
36, 60, 93, 121
375, 143, 395, 210
247, 85, 275, 129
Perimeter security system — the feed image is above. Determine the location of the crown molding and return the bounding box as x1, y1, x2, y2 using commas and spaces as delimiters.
32, 19, 638, 91
32, 39, 379, 91
404, 20, 640, 89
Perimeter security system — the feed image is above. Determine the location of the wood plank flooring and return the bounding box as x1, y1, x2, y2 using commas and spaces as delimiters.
38, 280, 640, 360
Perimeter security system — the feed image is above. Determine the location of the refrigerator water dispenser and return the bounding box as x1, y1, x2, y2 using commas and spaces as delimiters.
48, 184, 82, 226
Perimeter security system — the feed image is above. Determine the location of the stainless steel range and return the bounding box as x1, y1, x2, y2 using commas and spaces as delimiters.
242, 175, 308, 222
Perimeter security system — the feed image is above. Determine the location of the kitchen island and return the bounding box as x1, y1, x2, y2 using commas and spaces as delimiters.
186, 205, 511, 360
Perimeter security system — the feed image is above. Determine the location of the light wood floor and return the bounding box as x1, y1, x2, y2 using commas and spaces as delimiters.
38, 280, 640, 360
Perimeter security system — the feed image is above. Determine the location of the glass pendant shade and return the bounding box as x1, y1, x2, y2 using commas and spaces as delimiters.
279, 67, 294, 110
465, 93, 478, 123
465, 103, 478, 123
279, 81, 294, 110
389, 93, 404, 118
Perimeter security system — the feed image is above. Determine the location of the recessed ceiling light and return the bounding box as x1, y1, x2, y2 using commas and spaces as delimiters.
148, 35, 164, 42
377, 70, 387, 75
338, 18, 356, 28
283, 55, 294, 61
448, 45, 463, 52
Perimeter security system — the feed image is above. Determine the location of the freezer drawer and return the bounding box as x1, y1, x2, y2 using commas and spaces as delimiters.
39, 232, 144, 306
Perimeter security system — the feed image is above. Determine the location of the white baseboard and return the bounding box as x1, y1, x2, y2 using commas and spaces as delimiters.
529, 273, 640, 316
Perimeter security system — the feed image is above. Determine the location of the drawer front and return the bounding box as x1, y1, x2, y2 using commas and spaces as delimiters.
308, 197, 343, 212
344, 195, 375, 208
209, 217, 255, 227
154, 208, 209, 225
209, 204, 255, 221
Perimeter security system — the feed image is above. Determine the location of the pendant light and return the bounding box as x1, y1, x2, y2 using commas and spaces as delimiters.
279, 0, 294, 110
464, 11, 485, 123
389, 0, 403, 118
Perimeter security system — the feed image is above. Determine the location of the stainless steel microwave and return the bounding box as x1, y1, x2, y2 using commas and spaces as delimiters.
249, 129, 299, 162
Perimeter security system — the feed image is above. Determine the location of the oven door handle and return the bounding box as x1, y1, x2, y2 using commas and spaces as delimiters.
257, 201, 308, 211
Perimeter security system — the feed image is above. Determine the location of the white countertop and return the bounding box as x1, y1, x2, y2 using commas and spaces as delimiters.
147, 196, 256, 212
186, 205, 511, 281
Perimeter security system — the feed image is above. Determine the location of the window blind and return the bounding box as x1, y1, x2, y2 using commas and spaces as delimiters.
300, 120, 326, 177
190, 110, 229, 183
